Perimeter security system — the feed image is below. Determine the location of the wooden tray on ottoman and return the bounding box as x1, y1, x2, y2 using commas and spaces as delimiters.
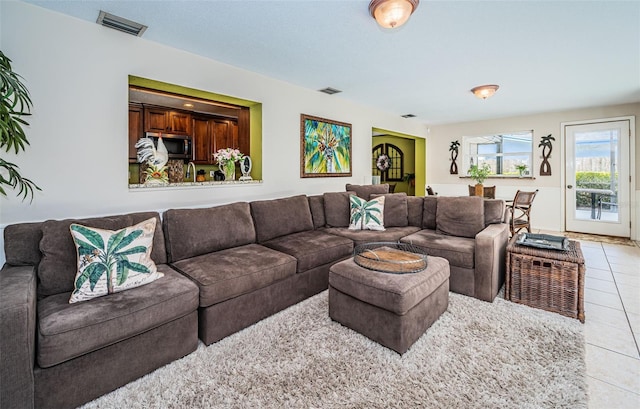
506, 236, 585, 322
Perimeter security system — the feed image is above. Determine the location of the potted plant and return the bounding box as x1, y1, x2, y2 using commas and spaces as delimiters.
402, 172, 415, 187
0, 51, 40, 201
468, 163, 491, 196
515, 163, 528, 177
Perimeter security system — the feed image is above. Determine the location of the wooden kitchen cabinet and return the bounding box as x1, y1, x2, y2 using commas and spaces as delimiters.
144, 106, 192, 135
192, 116, 247, 165
129, 103, 143, 162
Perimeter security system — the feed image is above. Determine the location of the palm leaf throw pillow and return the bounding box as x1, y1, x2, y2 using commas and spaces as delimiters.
349, 194, 385, 231
68, 217, 163, 303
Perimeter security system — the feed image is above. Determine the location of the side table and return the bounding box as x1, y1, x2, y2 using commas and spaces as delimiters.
506, 236, 585, 322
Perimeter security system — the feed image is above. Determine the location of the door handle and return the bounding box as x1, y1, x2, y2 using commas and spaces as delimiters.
567, 185, 573, 189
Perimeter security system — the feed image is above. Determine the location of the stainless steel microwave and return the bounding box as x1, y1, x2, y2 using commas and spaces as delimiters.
145, 132, 193, 161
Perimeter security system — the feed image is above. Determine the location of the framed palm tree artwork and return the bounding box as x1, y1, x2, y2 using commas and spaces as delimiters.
300, 114, 352, 178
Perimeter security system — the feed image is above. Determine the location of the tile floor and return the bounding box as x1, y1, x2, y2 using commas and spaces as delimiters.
536, 235, 640, 408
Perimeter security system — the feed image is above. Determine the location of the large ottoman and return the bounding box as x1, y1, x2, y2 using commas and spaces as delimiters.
328, 256, 450, 354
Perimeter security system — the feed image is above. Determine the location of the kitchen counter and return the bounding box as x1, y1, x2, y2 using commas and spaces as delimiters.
129, 179, 262, 191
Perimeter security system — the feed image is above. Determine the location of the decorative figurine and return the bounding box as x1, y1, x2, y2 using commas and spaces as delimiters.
239, 156, 253, 181
449, 140, 460, 175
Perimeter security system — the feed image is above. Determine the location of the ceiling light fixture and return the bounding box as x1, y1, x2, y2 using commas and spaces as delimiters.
471, 84, 500, 100
369, 0, 419, 29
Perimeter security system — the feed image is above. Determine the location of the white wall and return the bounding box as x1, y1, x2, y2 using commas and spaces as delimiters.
427, 103, 640, 238
0, 1, 429, 263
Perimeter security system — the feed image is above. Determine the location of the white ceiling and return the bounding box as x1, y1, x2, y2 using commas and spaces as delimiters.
24, 0, 640, 125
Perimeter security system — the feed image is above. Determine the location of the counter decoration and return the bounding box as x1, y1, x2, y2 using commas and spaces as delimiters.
135, 136, 169, 185
239, 156, 253, 181
213, 148, 244, 181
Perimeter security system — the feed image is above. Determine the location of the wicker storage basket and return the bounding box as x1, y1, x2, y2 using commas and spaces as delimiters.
506, 237, 585, 322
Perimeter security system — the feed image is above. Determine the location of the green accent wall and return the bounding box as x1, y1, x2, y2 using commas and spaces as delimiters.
129, 76, 263, 180
372, 128, 426, 197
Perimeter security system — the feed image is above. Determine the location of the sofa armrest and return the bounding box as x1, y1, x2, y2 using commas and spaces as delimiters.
474, 223, 509, 302
1, 265, 37, 409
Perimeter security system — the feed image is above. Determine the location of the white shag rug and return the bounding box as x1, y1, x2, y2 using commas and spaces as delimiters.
82, 290, 587, 409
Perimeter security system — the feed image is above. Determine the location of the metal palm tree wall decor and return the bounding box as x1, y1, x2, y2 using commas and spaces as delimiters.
449, 140, 460, 174
539, 134, 554, 176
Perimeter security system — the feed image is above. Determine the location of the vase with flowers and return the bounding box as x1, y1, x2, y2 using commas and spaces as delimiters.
213, 148, 245, 181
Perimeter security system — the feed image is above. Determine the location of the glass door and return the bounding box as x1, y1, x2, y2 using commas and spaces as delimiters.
565, 120, 630, 237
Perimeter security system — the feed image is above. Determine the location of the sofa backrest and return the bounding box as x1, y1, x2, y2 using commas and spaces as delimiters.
370, 193, 409, 227
4, 221, 42, 267
407, 196, 424, 227
163, 202, 255, 262
484, 199, 506, 225
422, 196, 438, 230
323, 191, 352, 227
250, 195, 314, 242
345, 183, 389, 199
35, 212, 166, 298
307, 195, 326, 229
435, 196, 485, 238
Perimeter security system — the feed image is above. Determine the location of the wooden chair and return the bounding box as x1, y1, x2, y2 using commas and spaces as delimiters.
468, 185, 496, 199
506, 189, 539, 236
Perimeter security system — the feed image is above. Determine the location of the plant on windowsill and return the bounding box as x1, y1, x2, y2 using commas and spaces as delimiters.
468, 163, 491, 196
515, 164, 528, 178
0, 50, 40, 201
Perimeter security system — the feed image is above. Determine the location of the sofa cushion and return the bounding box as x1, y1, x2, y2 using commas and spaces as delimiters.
484, 199, 506, 225
422, 197, 437, 230
323, 192, 351, 227
407, 196, 424, 227
68, 218, 163, 303
38, 213, 165, 298
326, 226, 421, 247
163, 202, 256, 262
262, 230, 353, 273
170, 244, 297, 307
36, 266, 198, 368
401, 230, 475, 269
307, 195, 326, 229
436, 196, 485, 238
371, 193, 409, 227
345, 183, 389, 199
349, 195, 385, 231
251, 195, 314, 243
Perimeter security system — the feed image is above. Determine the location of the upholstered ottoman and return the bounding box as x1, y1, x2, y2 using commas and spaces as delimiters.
328, 256, 450, 354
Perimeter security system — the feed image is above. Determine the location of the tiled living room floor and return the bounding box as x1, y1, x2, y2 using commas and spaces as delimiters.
535, 234, 640, 408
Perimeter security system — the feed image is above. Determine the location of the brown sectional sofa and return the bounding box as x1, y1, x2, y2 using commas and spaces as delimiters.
1, 185, 508, 408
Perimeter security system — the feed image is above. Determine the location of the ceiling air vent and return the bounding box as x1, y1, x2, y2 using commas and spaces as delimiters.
319, 87, 342, 95
97, 11, 147, 37
401, 114, 416, 118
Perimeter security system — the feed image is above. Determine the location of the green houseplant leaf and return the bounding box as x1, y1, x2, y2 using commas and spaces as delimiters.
0, 50, 40, 201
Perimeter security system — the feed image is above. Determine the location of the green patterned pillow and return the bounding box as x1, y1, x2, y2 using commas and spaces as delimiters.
68, 218, 163, 303
349, 194, 385, 231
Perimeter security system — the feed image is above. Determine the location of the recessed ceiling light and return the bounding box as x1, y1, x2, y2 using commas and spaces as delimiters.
319, 87, 342, 95
183, 103, 194, 108
97, 10, 147, 37
401, 114, 416, 118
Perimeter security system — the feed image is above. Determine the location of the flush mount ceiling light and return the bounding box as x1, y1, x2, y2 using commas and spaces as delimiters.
97, 10, 147, 36
369, 0, 419, 29
471, 84, 500, 100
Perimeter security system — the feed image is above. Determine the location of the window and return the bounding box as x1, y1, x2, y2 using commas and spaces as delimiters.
462, 131, 533, 176
372, 143, 404, 181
